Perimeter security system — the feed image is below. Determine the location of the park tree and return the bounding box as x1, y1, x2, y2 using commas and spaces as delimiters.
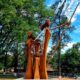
0, 0, 54, 72
48, 0, 75, 76
50, 0, 75, 56
49, 42, 80, 74
61, 42, 80, 73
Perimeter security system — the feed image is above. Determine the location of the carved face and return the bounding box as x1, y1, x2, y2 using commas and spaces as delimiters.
27, 31, 32, 37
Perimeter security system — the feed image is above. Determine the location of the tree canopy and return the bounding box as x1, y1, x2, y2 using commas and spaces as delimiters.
0, 0, 54, 72
0, 0, 54, 54
49, 42, 80, 73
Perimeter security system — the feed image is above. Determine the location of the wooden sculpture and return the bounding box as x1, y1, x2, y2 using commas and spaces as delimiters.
24, 31, 34, 79
39, 19, 50, 79
24, 19, 50, 79
33, 39, 41, 79
39, 27, 50, 79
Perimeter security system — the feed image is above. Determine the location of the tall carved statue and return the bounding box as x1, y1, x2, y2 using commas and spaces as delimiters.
24, 19, 50, 79
39, 28, 50, 79
24, 31, 34, 79
39, 19, 50, 79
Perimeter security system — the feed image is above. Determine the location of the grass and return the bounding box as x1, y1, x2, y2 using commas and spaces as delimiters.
0, 73, 18, 79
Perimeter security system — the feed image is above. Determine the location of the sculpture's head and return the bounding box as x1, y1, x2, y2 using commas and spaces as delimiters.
45, 19, 50, 27
27, 31, 35, 39
40, 19, 50, 30
26, 31, 34, 47
28, 31, 32, 37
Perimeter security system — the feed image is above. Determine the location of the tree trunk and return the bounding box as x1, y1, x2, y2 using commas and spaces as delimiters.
4, 51, 7, 73
13, 48, 18, 72
58, 27, 61, 77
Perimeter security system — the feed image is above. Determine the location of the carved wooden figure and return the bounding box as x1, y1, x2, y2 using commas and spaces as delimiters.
25, 19, 50, 79
40, 27, 50, 79
33, 40, 41, 79
24, 31, 34, 79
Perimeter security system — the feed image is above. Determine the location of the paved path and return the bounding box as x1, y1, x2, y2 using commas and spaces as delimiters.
49, 77, 76, 80
77, 77, 80, 80
0, 77, 78, 80
15, 77, 76, 80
